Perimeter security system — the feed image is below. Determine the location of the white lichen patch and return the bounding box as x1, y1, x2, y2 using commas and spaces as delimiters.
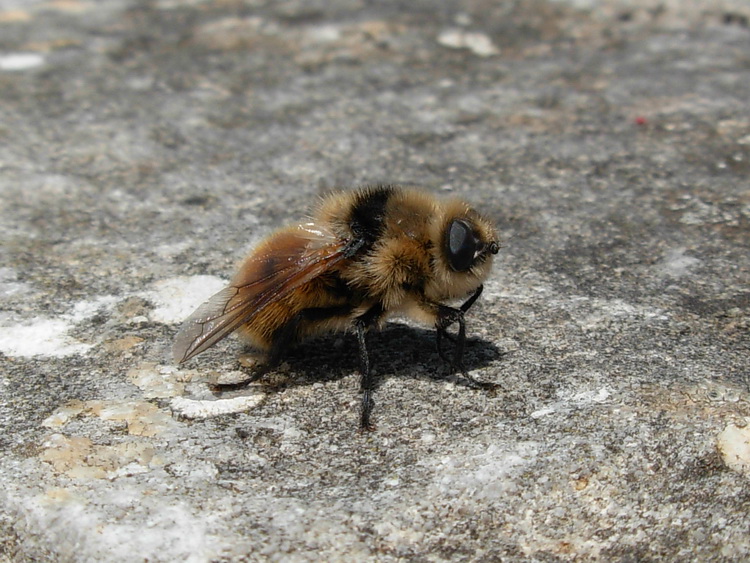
0, 295, 117, 358
125, 360, 266, 420
437, 29, 499, 57
68, 296, 119, 322
0, 52, 45, 70
160, 460, 219, 482
305, 23, 343, 43
718, 421, 750, 478
353, 441, 540, 550
558, 296, 670, 334
0, 266, 29, 297
170, 395, 264, 420
655, 247, 701, 278
530, 385, 612, 419
0, 318, 93, 358
563, 387, 612, 405
430, 442, 539, 501
145, 275, 227, 324
530, 406, 557, 419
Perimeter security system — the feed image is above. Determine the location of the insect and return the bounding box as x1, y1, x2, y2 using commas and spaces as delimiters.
173, 185, 500, 430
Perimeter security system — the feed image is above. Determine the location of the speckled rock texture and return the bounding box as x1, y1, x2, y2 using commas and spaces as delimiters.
1, 0, 749, 561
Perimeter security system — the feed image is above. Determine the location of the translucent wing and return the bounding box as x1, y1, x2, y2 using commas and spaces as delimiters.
172, 224, 348, 364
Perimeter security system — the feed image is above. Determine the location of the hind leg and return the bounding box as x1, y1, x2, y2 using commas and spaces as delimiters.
213, 305, 353, 391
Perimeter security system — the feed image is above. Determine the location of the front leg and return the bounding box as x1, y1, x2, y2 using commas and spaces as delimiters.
435, 284, 484, 362
433, 290, 496, 390
436, 305, 466, 369
460, 284, 484, 314
437, 284, 484, 346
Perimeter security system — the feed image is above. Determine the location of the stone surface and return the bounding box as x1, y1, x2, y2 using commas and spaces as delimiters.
1, 0, 749, 561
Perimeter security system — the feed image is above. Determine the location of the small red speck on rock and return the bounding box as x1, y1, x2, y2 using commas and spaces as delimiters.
635, 116, 648, 125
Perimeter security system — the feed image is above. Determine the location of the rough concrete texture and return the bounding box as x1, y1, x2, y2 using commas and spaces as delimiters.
1, 0, 749, 561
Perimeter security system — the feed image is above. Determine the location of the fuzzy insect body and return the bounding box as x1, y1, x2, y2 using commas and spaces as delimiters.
173, 185, 499, 429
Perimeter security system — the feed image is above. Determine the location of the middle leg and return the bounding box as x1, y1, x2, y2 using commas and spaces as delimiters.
354, 302, 385, 431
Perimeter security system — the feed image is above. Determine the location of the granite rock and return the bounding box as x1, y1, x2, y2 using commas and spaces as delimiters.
1, 0, 749, 561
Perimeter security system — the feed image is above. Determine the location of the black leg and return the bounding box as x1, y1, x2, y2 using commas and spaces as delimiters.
460, 284, 484, 313
436, 327, 449, 364
435, 305, 467, 370
437, 285, 485, 346
434, 296, 496, 391
435, 284, 486, 365
355, 320, 375, 431
354, 302, 385, 431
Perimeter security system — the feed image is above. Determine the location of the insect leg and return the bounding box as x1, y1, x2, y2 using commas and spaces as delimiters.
435, 305, 466, 369
265, 315, 303, 368
213, 305, 352, 392
355, 321, 373, 430
211, 314, 304, 392
435, 303, 495, 390
354, 303, 385, 431
437, 285, 485, 348
460, 284, 484, 313
268, 303, 354, 374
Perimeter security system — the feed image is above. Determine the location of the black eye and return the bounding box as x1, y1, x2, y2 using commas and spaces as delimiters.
445, 219, 480, 272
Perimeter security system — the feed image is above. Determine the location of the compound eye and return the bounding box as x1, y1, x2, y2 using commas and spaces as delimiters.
446, 219, 479, 272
